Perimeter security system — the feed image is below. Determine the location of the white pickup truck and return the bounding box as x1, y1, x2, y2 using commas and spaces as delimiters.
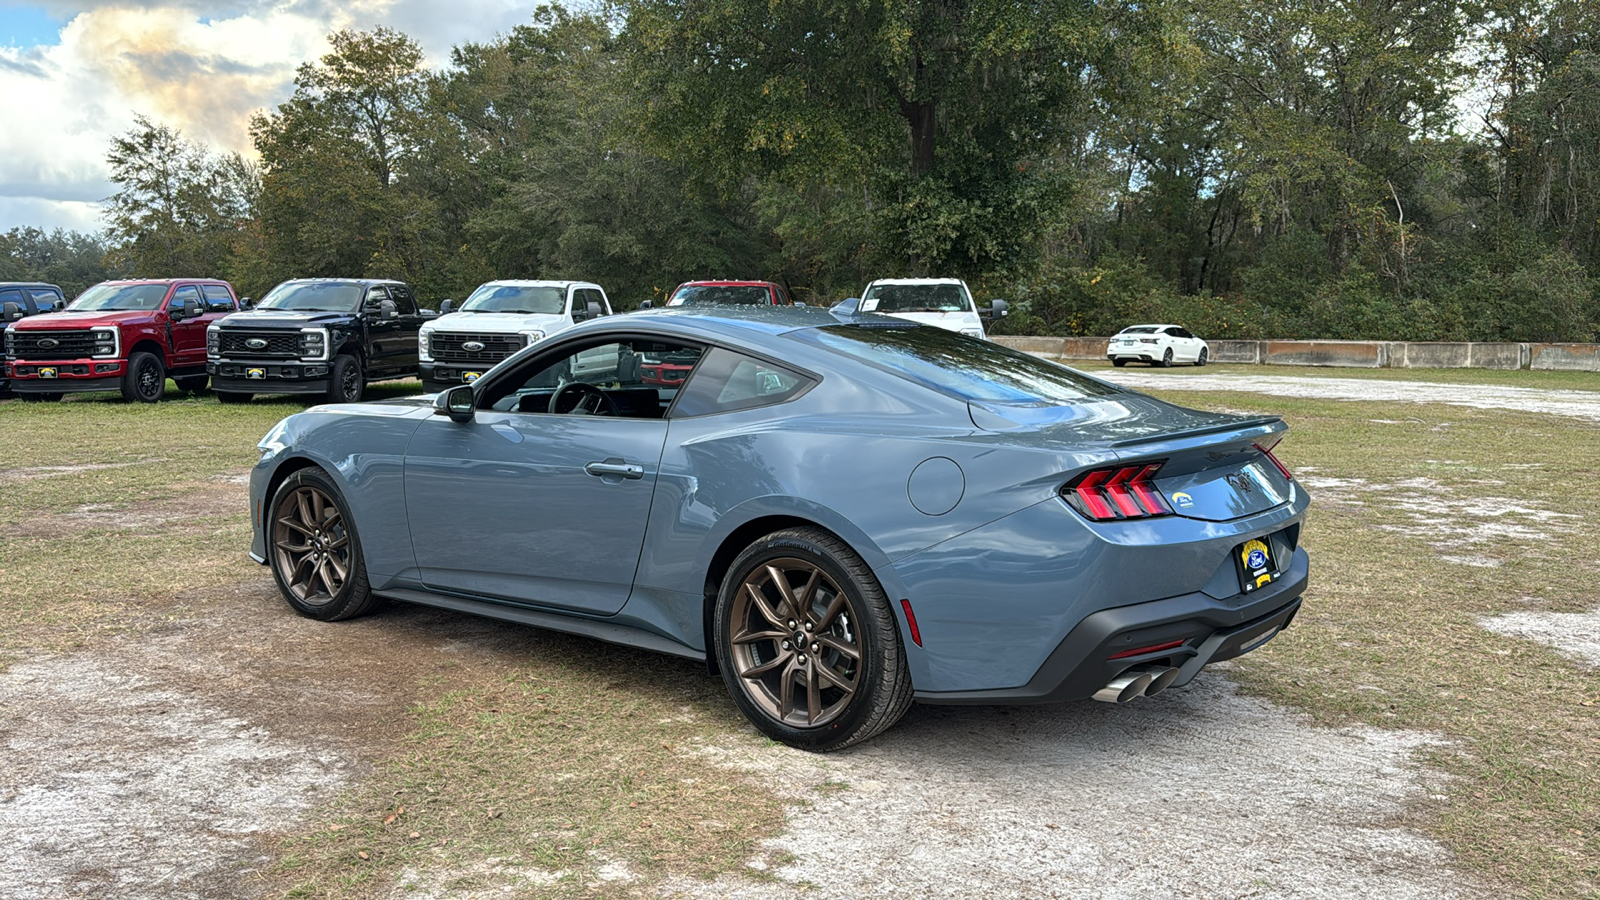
418, 280, 612, 393
858, 278, 1006, 338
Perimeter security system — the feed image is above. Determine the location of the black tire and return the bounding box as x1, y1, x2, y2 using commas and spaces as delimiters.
714, 527, 913, 752
215, 390, 253, 404
266, 467, 380, 621
1158, 348, 1173, 368
1196, 347, 1208, 367
1111, 358, 1127, 367
326, 354, 364, 403
18, 391, 63, 402
122, 351, 166, 402
174, 374, 209, 393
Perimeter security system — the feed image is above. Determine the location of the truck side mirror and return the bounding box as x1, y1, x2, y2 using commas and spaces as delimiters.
434, 384, 475, 423
639, 299, 653, 310
983, 298, 1008, 320
586, 300, 603, 319
169, 298, 201, 320
380, 298, 398, 319
2, 302, 23, 322
240, 297, 253, 309
439, 299, 454, 315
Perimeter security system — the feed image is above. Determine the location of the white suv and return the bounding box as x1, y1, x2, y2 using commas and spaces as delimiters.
419, 280, 612, 392
858, 278, 1005, 338
1106, 324, 1209, 367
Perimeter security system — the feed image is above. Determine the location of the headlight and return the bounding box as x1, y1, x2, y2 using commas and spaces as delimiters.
960, 327, 983, 338
206, 324, 219, 357
520, 330, 546, 347
90, 327, 119, 359
418, 329, 431, 361
3, 330, 13, 353
299, 327, 329, 361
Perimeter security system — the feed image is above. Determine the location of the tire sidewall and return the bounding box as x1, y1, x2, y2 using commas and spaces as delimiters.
124, 352, 165, 402
267, 467, 369, 621
714, 531, 895, 751
328, 355, 363, 403
1161, 348, 1173, 367
1197, 348, 1208, 366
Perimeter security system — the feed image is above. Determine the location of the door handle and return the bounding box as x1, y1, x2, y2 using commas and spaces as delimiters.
585, 460, 644, 480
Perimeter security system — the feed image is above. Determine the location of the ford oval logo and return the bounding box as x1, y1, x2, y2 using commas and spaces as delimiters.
38, 338, 59, 349
245, 338, 268, 349
462, 341, 485, 352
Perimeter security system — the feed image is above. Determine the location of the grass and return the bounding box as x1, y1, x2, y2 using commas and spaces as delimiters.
3, 369, 1599, 896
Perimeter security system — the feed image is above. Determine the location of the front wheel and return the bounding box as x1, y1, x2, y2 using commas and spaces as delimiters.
1196, 347, 1208, 367
267, 467, 379, 621
326, 355, 364, 403
1158, 348, 1173, 368
714, 527, 913, 752
122, 351, 166, 402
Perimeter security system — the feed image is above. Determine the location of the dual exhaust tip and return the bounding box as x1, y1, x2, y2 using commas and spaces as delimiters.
1092, 665, 1181, 704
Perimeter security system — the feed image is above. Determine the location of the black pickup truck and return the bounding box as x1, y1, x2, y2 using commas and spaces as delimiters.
0, 282, 66, 392
207, 278, 432, 403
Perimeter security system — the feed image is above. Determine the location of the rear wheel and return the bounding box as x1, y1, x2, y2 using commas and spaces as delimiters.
122, 351, 165, 402
267, 467, 378, 621
215, 390, 253, 404
1158, 348, 1173, 368
1111, 358, 1127, 367
326, 354, 363, 403
1196, 347, 1208, 366
174, 374, 209, 392
714, 527, 913, 752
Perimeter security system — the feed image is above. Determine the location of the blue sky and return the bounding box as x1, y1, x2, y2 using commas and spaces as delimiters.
0, 5, 63, 47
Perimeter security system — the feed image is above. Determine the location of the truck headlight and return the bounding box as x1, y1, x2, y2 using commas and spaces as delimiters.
520, 330, 545, 347
418, 329, 431, 362
206, 325, 219, 357
90, 327, 119, 358
299, 327, 329, 361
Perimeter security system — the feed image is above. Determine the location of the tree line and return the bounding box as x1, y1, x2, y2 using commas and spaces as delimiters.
4, 0, 1598, 341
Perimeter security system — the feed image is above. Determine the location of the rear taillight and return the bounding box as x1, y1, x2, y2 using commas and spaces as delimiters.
1254, 439, 1293, 481
1062, 463, 1172, 521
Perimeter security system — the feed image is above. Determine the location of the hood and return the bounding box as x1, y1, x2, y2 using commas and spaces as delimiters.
424, 311, 568, 334
219, 308, 354, 329
877, 310, 981, 333
12, 309, 157, 330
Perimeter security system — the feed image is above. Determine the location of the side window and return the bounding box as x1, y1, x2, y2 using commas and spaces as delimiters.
578, 288, 606, 317
30, 289, 63, 311
365, 286, 390, 311
201, 284, 234, 311
389, 285, 417, 315
671, 347, 814, 417
171, 285, 201, 308
479, 338, 706, 418
0, 288, 24, 312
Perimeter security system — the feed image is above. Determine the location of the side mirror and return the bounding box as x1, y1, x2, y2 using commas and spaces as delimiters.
439, 299, 454, 315
639, 299, 653, 310
169, 298, 201, 320
240, 297, 253, 309
434, 384, 476, 423
420, 307, 438, 318
376, 298, 397, 319
586, 300, 603, 319
3, 302, 23, 322
983, 298, 1008, 320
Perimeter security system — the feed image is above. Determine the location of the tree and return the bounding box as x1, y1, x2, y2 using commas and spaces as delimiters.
0, 227, 123, 297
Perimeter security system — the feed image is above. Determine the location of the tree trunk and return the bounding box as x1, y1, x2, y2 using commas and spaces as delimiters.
901, 99, 936, 176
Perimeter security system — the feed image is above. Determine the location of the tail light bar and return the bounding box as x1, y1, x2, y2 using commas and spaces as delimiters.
1062, 462, 1172, 521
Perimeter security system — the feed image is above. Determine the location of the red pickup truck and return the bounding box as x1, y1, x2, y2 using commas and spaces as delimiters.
5, 279, 243, 402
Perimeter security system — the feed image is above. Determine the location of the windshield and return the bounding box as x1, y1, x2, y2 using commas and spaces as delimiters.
68, 283, 169, 311
257, 282, 364, 312
1119, 326, 1159, 334
800, 325, 1123, 404
668, 285, 772, 306
461, 284, 566, 315
862, 283, 972, 313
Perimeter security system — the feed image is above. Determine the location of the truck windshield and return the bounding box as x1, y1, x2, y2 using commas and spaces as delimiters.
668, 285, 772, 306
460, 285, 565, 315
68, 284, 169, 311
257, 282, 364, 312
861, 283, 972, 313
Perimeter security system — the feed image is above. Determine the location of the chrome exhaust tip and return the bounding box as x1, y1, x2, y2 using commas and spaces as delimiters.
1132, 665, 1180, 697
1092, 669, 1155, 704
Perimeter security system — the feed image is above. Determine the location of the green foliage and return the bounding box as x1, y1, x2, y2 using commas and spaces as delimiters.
0, 228, 124, 298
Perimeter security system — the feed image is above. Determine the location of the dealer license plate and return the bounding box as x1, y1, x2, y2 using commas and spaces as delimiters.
246, 367, 266, 380
1237, 537, 1276, 593
40, 367, 57, 378
463, 371, 482, 383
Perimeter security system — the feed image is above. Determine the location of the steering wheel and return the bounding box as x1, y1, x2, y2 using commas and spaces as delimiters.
548, 382, 618, 416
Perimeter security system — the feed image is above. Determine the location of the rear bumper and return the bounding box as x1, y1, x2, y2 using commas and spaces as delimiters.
915, 545, 1309, 704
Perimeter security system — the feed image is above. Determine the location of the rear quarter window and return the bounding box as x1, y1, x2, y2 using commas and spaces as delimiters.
671, 347, 814, 417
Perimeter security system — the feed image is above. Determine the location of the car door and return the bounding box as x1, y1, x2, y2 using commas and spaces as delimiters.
364, 285, 405, 374
388, 284, 422, 370
166, 284, 209, 367
402, 337, 696, 615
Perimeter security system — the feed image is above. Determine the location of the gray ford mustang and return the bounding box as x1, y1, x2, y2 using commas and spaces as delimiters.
249, 305, 1310, 751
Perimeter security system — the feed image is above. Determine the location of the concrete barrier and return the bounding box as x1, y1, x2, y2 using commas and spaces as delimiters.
992, 335, 1599, 372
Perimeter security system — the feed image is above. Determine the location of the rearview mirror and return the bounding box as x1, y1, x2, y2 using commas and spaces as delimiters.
434, 384, 475, 423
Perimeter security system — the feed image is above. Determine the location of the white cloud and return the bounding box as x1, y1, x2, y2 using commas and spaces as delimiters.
0, 1, 553, 233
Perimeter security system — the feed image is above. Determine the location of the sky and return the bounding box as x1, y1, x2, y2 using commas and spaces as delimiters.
0, 0, 552, 235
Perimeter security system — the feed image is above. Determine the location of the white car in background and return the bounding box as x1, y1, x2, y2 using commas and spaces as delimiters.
419, 280, 612, 392
1106, 324, 1209, 367
858, 278, 1006, 338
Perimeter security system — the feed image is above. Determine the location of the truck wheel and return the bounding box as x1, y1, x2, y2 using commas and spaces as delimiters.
122, 352, 166, 402
714, 527, 914, 752
267, 467, 379, 621
215, 391, 253, 404
326, 355, 364, 403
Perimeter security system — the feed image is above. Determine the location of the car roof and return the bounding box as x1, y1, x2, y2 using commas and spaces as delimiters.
864, 278, 967, 286
0, 282, 63, 290
94, 278, 230, 286
477, 280, 597, 289
674, 280, 779, 288
1121, 324, 1181, 329
279, 277, 403, 287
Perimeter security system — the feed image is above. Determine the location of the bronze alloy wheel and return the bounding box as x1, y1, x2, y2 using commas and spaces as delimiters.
272, 484, 352, 608
728, 557, 862, 728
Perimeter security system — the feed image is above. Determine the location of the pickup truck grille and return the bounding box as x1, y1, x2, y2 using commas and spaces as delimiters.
10, 330, 101, 360
219, 330, 300, 358
431, 332, 524, 363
